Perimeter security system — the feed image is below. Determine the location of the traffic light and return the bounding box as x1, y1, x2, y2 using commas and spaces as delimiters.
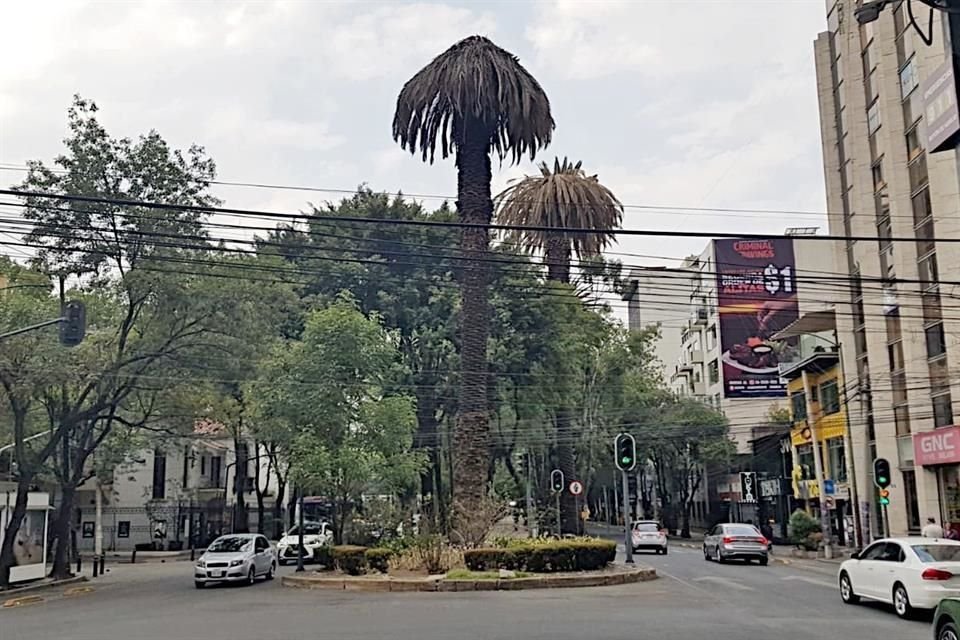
615, 433, 637, 471
879, 488, 891, 506
873, 458, 892, 489
59, 300, 86, 347
550, 469, 564, 493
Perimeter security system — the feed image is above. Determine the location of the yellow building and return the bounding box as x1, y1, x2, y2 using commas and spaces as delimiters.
781, 345, 850, 510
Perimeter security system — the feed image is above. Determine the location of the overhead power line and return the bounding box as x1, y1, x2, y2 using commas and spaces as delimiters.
0, 188, 942, 244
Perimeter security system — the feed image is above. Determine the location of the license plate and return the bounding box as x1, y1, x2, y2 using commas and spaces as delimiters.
211, 570, 225, 578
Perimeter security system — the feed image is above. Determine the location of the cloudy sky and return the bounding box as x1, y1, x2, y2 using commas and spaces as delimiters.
0, 0, 829, 311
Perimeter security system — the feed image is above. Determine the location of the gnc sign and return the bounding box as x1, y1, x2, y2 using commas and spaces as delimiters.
914, 426, 960, 466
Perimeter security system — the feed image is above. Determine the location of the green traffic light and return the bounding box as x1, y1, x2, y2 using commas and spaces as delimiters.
880, 497, 890, 505
621, 456, 632, 464
878, 476, 888, 484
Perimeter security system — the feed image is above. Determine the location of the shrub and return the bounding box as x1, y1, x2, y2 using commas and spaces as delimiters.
333, 545, 368, 575
413, 534, 449, 574
463, 538, 615, 573
314, 544, 335, 569
365, 548, 393, 574
788, 510, 822, 551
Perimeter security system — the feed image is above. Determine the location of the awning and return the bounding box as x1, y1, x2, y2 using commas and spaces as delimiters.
771, 309, 836, 340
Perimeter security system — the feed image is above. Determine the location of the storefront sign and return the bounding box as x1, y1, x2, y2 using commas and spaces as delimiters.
914, 425, 960, 466
714, 238, 798, 398
759, 477, 786, 498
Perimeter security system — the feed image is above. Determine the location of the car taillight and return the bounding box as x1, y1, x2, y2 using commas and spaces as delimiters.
722, 536, 734, 544
922, 568, 953, 581
757, 537, 768, 545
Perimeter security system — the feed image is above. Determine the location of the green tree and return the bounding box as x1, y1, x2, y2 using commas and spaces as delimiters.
393, 36, 554, 522
252, 295, 424, 543
495, 158, 622, 533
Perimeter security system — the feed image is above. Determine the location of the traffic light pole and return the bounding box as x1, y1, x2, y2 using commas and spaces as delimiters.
622, 469, 633, 564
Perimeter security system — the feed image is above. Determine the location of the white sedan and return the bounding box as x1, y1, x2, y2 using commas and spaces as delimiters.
838, 536, 960, 618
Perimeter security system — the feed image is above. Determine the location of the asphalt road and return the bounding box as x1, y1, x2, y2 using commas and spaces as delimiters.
0, 547, 933, 640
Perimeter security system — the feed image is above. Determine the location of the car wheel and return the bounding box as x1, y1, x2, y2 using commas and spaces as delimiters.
838, 572, 859, 604
662, 547, 668, 556
893, 583, 913, 619
194, 581, 204, 589
939, 620, 960, 640
703, 545, 710, 561
759, 556, 768, 566
267, 562, 276, 580
247, 567, 256, 586
714, 546, 725, 564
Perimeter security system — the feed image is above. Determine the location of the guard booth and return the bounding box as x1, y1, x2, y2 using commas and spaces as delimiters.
0, 491, 51, 583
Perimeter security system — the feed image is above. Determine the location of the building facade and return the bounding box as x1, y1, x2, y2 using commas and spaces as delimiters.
814, 0, 960, 539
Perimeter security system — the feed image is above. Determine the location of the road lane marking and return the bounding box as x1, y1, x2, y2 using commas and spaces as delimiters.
692, 576, 754, 591
2, 595, 44, 608
781, 575, 836, 589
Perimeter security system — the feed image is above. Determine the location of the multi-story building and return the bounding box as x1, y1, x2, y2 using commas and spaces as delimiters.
813, 1, 960, 539
621, 266, 685, 381
72, 423, 284, 553
624, 233, 837, 454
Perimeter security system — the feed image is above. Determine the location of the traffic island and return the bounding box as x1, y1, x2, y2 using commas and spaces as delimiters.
281, 564, 656, 593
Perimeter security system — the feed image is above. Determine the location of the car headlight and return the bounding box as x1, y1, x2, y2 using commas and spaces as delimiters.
196, 559, 206, 568
230, 559, 244, 567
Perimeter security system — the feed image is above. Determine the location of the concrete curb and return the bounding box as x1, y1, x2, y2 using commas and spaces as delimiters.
282, 567, 657, 593
0, 575, 87, 601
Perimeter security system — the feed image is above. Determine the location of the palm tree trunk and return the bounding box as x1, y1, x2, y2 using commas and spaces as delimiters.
544, 233, 578, 533
544, 234, 572, 284
451, 123, 493, 524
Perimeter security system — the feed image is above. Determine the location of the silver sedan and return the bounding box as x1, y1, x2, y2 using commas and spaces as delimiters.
194, 534, 277, 588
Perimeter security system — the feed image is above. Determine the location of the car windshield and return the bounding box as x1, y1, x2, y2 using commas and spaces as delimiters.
724, 526, 761, 537
911, 545, 960, 562
634, 523, 660, 532
207, 537, 251, 553
287, 523, 324, 536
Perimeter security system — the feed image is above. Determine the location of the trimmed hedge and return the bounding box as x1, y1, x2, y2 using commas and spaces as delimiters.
464, 538, 616, 573
365, 547, 393, 574
333, 545, 368, 575
314, 544, 335, 569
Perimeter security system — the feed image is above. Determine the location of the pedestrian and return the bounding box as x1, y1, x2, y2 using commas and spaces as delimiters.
922, 517, 945, 538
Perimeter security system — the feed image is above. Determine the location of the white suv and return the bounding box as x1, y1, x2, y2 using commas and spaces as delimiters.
276, 521, 332, 565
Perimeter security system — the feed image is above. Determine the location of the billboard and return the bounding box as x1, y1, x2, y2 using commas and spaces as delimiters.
715, 238, 798, 398
923, 56, 960, 154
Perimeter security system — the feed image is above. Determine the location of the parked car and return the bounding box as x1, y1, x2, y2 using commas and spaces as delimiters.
934, 598, 960, 640
631, 521, 668, 555
703, 523, 769, 565
276, 521, 332, 565
194, 534, 276, 589
838, 537, 960, 619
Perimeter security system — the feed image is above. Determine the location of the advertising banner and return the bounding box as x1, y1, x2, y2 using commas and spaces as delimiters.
715, 238, 798, 398
923, 56, 960, 154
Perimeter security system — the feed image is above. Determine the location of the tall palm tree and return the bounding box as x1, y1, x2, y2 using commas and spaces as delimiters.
496, 158, 622, 533
393, 36, 553, 524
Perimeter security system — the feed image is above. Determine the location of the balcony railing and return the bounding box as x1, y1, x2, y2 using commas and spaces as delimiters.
777, 332, 840, 378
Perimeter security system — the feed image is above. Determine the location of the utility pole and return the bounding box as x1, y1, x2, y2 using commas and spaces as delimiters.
834, 332, 862, 548
802, 370, 833, 559
94, 475, 103, 577
295, 488, 305, 572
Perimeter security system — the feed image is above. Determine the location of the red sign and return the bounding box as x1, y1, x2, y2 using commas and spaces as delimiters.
914, 426, 960, 466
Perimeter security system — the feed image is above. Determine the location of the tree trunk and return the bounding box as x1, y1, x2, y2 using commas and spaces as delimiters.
233, 435, 248, 533
415, 397, 439, 503
272, 478, 286, 540
544, 234, 572, 284
50, 486, 76, 579
451, 123, 493, 523
0, 477, 32, 589
681, 501, 692, 539
253, 442, 266, 535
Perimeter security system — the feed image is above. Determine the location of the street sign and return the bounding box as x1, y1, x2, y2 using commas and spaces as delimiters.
823, 479, 835, 495
569, 480, 584, 496
739, 471, 758, 503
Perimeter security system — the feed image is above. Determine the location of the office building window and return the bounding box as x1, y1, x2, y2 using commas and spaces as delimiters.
894, 405, 911, 436
871, 159, 885, 191
828, 438, 847, 483
899, 56, 918, 99
200, 456, 206, 476
919, 252, 939, 287
820, 380, 840, 414
708, 359, 719, 385
791, 392, 807, 422
152, 450, 166, 500
867, 100, 881, 134
912, 186, 932, 224
210, 456, 222, 488
926, 322, 947, 359
797, 444, 814, 474
933, 393, 954, 428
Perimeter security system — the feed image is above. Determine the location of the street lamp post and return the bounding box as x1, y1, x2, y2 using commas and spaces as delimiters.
296, 489, 305, 573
